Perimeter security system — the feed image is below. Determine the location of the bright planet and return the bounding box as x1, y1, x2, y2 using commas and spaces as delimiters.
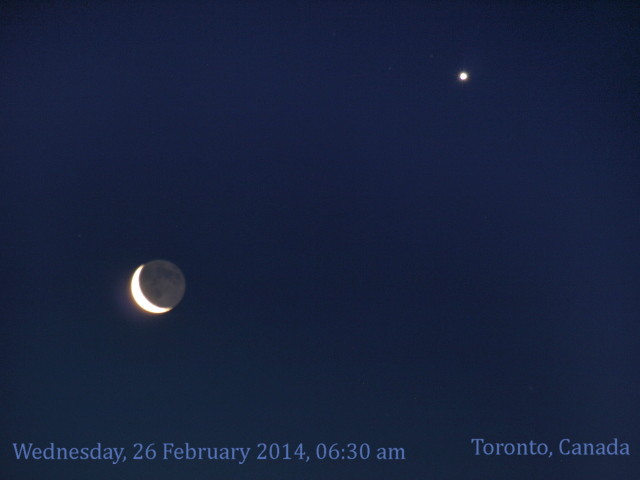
459, 71, 469, 81
130, 260, 186, 314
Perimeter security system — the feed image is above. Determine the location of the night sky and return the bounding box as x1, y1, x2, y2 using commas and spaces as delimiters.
2, 2, 639, 479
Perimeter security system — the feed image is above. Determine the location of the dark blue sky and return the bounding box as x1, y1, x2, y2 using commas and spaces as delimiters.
2, 2, 639, 478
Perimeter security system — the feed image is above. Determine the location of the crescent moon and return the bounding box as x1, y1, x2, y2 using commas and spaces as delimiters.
130, 265, 172, 314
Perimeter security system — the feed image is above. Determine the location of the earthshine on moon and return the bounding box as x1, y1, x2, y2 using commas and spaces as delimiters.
130, 260, 186, 314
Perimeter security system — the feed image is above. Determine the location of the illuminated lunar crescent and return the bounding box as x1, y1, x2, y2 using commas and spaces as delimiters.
130, 260, 185, 314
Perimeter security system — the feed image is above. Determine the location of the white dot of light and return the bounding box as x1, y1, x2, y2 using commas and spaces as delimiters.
459, 71, 469, 81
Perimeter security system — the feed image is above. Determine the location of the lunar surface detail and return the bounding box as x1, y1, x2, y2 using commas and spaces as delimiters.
130, 260, 186, 314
